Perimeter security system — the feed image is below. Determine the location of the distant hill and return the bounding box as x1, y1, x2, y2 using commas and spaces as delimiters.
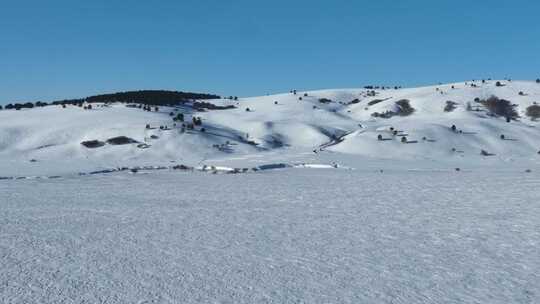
51, 90, 221, 106
2, 79, 540, 177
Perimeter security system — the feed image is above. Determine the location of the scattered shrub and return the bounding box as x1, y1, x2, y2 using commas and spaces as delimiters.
444, 101, 458, 112
367, 99, 383, 106
192, 117, 202, 126
318, 98, 332, 104
106, 136, 139, 145
172, 164, 192, 170
479, 96, 519, 120
81, 140, 106, 148
526, 105, 540, 120
395, 99, 415, 116
371, 111, 391, 118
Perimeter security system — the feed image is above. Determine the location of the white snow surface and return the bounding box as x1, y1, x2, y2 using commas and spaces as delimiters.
1, 170, 539, 303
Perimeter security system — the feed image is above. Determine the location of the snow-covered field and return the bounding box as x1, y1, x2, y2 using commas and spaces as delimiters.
1, 169, 539, 303
1, 80, 540, 302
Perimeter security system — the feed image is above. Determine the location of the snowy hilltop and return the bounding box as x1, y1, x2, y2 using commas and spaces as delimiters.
1, 79, 540, 176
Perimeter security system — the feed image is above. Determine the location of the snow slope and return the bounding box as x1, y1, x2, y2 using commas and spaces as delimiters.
1, 80, 540, 176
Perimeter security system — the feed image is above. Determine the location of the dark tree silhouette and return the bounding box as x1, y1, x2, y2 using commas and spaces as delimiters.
51, 90, 220, 107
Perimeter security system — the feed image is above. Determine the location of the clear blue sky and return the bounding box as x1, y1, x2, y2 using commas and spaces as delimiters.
1, 0, 539, 104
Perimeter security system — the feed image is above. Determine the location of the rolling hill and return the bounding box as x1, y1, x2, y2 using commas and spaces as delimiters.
1, 79, 539, 176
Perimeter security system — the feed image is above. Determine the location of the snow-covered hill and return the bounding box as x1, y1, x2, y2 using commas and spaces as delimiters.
1, 79, 540, 176
3, 82, 540, 304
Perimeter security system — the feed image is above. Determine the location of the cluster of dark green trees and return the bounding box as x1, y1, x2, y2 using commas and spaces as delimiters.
52, 90, 220, 106
1, 90, 222, 110
2, 101, 48, 110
